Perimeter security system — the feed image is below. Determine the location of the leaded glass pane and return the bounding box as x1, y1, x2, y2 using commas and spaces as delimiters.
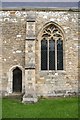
41, 40, 48, 70
49, 39, 55, 70
57, 38, 63, 70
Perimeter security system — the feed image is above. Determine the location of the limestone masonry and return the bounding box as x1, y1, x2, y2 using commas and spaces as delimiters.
0, 8, 79, 102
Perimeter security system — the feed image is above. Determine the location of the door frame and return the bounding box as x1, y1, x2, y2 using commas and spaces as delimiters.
7, 65, 25, 94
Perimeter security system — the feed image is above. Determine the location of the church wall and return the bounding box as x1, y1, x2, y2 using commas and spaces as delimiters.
0, 9, 79, 96
35, 11, 78, 96
1, 11, 26, 94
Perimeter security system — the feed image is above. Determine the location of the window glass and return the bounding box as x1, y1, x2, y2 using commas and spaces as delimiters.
57, 38, 63, 70
49, 39, 55, 70
41, 39, 48, 70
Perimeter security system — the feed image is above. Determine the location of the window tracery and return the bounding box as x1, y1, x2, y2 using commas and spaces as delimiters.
41, 24, 63, 70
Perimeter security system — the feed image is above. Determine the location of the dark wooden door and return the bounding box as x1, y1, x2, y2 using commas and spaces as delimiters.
13, 67, 22, 92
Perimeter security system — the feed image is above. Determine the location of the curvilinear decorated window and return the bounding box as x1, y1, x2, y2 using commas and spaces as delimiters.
41, 24, 63, 70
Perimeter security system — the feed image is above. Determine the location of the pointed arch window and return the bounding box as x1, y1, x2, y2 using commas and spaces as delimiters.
41, 23, 64, 71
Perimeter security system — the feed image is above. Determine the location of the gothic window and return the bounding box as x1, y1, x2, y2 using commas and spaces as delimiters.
41, 24, 63, 70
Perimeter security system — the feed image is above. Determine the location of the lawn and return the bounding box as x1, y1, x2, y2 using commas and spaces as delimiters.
2, 97, 78, 118
0, 98, 2, 119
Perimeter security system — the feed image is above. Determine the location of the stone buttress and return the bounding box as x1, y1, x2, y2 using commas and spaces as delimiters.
22, 12, 38, 103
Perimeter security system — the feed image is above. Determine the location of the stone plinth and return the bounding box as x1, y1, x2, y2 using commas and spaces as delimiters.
22, 94, 38, 103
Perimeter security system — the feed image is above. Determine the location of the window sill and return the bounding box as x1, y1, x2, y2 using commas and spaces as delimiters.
40, 70, 66, 75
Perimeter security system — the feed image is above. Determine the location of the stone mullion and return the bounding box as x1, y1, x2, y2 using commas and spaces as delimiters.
47, 40, 49, 70
55, 39, 57, 71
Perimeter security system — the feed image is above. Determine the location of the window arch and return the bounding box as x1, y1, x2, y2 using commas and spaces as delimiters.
41, 23, 64, 70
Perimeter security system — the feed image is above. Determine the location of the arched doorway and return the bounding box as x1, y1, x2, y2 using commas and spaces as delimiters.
13, 67, 22, 92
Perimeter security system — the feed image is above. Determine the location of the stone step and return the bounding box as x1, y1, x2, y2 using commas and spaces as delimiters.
4, 93, 23, 100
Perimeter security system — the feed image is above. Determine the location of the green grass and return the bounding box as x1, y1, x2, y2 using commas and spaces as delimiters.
2, 97, 78, 118
0, 99, 2, 119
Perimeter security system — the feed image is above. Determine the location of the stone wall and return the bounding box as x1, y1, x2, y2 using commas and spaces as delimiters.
1, 11, 26, 94
0, 9, 79, 96
35, 10, 78, 96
